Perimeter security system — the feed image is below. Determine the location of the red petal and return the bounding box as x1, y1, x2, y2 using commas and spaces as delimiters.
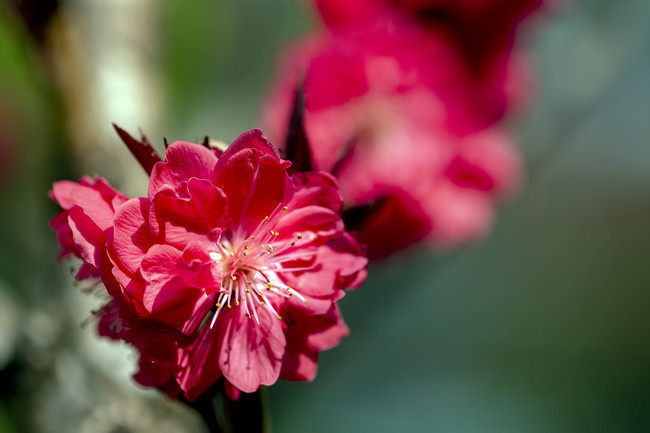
214, 138, 292, 232
176, 326, 223, 401
113, 198, 155, 275
149, 178, 228, 248
149, 141, 218, 198
216, 306, 286, 393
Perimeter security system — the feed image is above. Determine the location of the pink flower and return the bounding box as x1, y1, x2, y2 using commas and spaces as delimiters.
264, 23, 521, 259
50, 129, 367, 399
312, 0, 543, 127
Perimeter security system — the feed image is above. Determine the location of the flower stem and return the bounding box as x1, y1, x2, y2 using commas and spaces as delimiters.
186, 383, 270, 433
221, 388, 270, 433
187, 386, 223, 433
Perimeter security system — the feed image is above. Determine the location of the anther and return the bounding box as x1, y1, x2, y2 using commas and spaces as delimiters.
282, 206, 288, 212
216, 303, 221, 307
296, 234, 302, 239
231, 275, 237, 281
260, 302, 265, 306
227, 304, 232, 309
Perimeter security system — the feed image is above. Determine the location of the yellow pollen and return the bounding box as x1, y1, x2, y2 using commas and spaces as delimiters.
247, 281, 252, 285
277, 315, 283, 320
264, 216, 269, 221
250, 235, 255, 240
260, 302, 265, 306
282, 206, 288, 212
247, 289, 250, 293
261, 245, 265, 250
266, 283, 272, 290
274, 232, 279, 237
242, 251, 248, 256
235, 301, 240, 306
231, 275, 237, 281
296, 234, 302, 239
216, 303, 221, 307
227, 304, 232, 309
244, 245, 249, 249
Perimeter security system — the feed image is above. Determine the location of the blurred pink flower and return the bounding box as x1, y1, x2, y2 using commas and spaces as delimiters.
313, 0, 543, 128
50, 129, 367, 399
264, 21, 521, 259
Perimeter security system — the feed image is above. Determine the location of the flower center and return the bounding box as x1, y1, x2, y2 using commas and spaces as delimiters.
208, 204, 312, 328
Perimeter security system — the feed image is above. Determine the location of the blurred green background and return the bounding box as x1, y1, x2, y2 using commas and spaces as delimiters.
0, 0, 649, 432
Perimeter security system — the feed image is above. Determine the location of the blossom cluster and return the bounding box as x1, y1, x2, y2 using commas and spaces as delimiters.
264, 0, 543, 259
50, 129, 367, 400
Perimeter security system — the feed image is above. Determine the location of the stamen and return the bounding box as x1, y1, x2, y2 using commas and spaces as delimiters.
206, 198, 313, 331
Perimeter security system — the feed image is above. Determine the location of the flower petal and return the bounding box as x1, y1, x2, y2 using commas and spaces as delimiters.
176, 325, 223, 401
149, 141, 218, 198
213, 130, 293, 232
216, 305, 286, 393
149, 178, 228, 248
113, 198, 155, 275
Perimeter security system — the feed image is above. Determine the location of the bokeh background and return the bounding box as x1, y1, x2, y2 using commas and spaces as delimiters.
1, 0, 649, 432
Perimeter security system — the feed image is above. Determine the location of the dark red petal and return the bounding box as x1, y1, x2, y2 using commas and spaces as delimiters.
113, 124, 162, 176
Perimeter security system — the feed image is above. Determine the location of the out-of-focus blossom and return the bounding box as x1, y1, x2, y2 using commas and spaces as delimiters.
314, 0, 543, 124
264, 21, 521, 259
50, 129, 367, 400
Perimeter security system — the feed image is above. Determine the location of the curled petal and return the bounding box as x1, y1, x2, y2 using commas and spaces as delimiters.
113, 198, 155, 275
149, 141, 219, 198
